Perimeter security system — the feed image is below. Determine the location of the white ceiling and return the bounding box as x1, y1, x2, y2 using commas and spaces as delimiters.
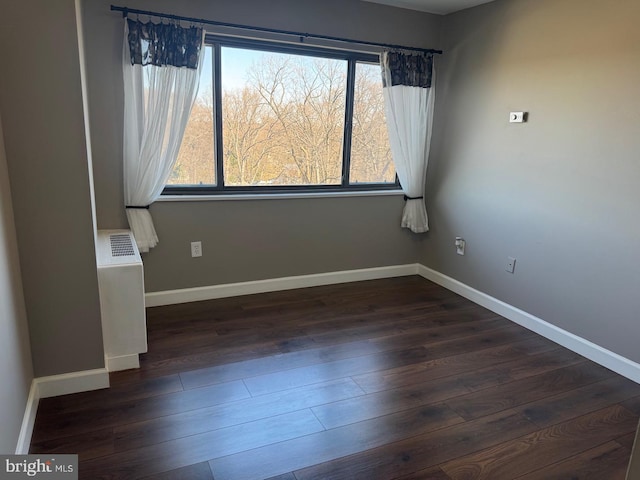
362, 0, 497, 15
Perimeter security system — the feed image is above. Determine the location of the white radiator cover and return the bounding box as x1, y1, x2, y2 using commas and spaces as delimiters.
96, 229, 147, 372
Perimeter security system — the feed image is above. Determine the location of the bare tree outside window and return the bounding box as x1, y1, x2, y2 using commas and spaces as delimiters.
350, 62, 394, 184
168, 43, 396, 190
169, 47, 215, 186
223, 49, 346, 186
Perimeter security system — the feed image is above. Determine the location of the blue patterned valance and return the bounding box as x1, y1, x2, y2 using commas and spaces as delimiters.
126, 18, 203, 69
382, 50, 433, 88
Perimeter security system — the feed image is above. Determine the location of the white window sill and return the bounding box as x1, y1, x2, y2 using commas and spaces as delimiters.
157, 190, 404, 202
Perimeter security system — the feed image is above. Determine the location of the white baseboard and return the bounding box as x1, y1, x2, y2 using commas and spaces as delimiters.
15, 381, 39, 454
35, 368, 110, 399
145, 264, 420, 307
417, 264, 640, 384
105, 354, 140, 372
145, 262, 640, 383
15, 368, 110, 453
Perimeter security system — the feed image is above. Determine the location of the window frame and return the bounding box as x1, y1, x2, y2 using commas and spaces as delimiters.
163, 35, 400, 196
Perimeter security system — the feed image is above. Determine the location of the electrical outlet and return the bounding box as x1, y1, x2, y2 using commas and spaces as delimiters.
509, 112, 526, 123
191, 241, 202, 258
506, 256, 516, 273
455, 237, 465, 256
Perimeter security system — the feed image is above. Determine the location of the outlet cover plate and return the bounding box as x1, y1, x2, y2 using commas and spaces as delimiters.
510, 112, 525, 123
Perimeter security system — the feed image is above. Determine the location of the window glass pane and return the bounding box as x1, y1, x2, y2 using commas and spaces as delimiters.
221, 47, 346, 186
168, 46, 215, 186
349, 62, 395, 184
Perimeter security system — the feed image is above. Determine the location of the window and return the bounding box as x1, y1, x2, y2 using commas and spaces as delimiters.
166, 36, 397, 194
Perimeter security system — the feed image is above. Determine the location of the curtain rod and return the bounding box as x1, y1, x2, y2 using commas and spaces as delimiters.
110, 5, 443, 55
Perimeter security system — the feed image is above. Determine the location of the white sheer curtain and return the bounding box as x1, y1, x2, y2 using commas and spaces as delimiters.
122, 19, 204, 252
382, 50, 436, 233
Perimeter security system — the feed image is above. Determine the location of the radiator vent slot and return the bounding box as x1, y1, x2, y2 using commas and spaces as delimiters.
110, 233, 135, 257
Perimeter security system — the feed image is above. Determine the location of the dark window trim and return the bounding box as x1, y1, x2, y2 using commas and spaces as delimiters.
163, 35, 399, 196
205, 34, 380, 63
213, 43, 224, 188
164, 183, 401, 196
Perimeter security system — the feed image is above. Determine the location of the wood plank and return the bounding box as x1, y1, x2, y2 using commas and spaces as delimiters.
291, 410, 537, 480
616, 431, 638, 450
118, 342, 285, 383
179, 337, 398, 391
140, 462, 214, 480
393, 467, 453, 480
175, 318, 505, 388
516, 376, 640, 428
516, 440, 631, 480
112, 378, 363, 452
389, 323, 537, 365
286, 308, 499, 355
244, 322, 534, 397
621, 395, 640, 415
34, 380, 250, 443
440, 405, 637, 479
81, 409, 324, 479
312, 375, 472, 430
445, 362, 614, 420
136, 308, 502, 381
144, 278, 502, 370
244, 345, 431, 396
366, 317, 518, 353
209, 403, 466, 480
264, 474, 297, 480
212, 299, 431, 336
352, 336, 558, 393
35, 374, 183, 418
311, 348, 584, 430
148, 279, 440, 346
29, 427, 114, 461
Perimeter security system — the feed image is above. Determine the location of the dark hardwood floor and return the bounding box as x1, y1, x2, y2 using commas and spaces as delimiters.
30, 276, 639, 479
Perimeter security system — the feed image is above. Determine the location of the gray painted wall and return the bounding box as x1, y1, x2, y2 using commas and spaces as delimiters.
0, 113, 33, 453
423, 0, 640, 361
0, 0, 104, 377
80, 0, 442, 292
145, 196, 424, 291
